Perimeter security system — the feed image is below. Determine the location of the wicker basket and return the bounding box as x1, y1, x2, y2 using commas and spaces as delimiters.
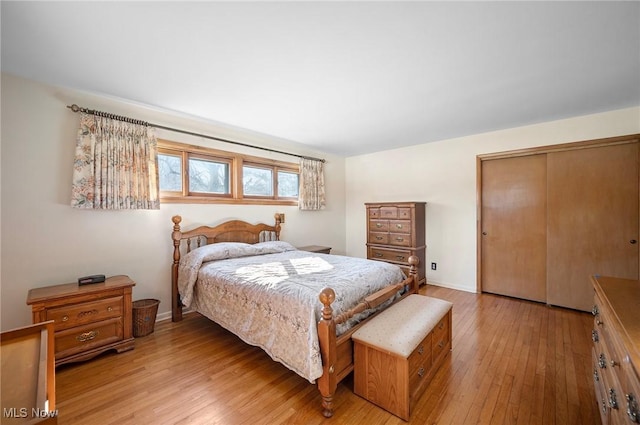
132, 299, 160, 337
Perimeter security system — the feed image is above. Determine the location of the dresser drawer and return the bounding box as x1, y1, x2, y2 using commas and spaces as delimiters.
370, 220, 389, 232
368, 232, 389, 244
389, 220, 412, 234
55, 318, 123, 359
380, 207, 398, 219
47, 296, 123, 331
389, 233, 412, 247
369, 247, 412, 264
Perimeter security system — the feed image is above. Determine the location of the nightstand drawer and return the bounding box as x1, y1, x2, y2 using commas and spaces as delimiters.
55, 317, 123, 359
47, 296, 123, 331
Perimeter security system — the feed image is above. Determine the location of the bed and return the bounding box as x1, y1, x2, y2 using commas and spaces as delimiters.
170, 214, 419, 417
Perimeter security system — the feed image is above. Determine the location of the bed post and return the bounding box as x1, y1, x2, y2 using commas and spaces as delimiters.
274, 213, 282, 240
171, 215, 183, 322
408, 255, 419, 294
317, 288, 337, 418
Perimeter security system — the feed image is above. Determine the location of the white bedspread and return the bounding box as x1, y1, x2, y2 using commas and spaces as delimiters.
177, 241, 406, 382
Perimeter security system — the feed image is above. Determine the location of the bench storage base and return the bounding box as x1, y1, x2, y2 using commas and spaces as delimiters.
352, 294, 453, 421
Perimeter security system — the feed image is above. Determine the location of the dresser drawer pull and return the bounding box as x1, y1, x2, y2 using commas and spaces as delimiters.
596, 318, 603, 326
374, 253, 383, 258
609, 388, 619, 410
376, 223, 383, 228
438, 322, 445, 330
76, 330, 99, 342
62, 315, 69, 322
592, 329, 599, 342
602, 398, 607, 414
395, 255, 405, 261
627, 393, 639, 423
593, 368, 599, 382
375, 236, 384, 240
438, 340, 445, 349
598, 353, 607, 369
78, 309, 99, 319
417, 367, 425, 378
107, 306, 113, 312
610, 359, 619, 368
395, 237, 404, 242
395, 224, 403, 229
592, 305, 599, 316
418, 345, 424, 355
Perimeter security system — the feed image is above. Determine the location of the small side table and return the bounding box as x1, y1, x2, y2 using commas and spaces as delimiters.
26, 275, 135, 366
297, 245, 332, 254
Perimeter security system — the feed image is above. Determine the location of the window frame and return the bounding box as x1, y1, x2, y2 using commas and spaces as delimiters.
158, 139, 299, 206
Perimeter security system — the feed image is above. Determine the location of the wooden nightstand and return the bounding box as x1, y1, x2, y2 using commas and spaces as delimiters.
26, 275, 135, 366
297, 245, 332, 254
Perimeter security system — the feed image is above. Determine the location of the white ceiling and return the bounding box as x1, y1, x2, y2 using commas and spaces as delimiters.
2, 1, 639, 157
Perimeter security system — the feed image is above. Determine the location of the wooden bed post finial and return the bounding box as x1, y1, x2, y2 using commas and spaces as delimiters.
274, 213, 282, 240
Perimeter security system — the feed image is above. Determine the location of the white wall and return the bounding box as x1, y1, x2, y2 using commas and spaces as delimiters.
345, 107, 640, 293
0, 73, 346, 331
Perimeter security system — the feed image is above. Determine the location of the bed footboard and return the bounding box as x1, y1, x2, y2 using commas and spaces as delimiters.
316, 255, 419, 417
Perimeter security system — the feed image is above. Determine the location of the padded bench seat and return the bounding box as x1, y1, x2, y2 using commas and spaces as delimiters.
352, 294, 453, 420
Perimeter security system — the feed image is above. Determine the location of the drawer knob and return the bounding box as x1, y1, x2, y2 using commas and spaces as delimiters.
396, 255, 405, 261
592, 305, 599, 316
62, 315, 69, 322
396, 224, 402, 229
76, 330, 99, 342
395, 237, 404, 242
376, 223, 383, 228
438, 322, 445, 330
598, 353, 607, 369
596, 318, 603, 326
418, 345, 424, 355
438, 340, 445, 348
418, 367, 425, 377
376, 236, 383, 240
627, 393, 639, 423
609, 388, 619, 410
593, 368, 599, 382
610, 359, 619, 368
107, 306, 113, 312
592, 329, 599, 342
374, 253, 383, 258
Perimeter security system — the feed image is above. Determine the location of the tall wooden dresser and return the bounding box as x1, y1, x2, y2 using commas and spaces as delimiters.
365, 202, 426, 285
590, 275, 640, 424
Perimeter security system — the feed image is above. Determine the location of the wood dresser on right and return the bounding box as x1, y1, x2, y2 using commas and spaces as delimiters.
365, 202, 426, 286
591, 275, 640, 424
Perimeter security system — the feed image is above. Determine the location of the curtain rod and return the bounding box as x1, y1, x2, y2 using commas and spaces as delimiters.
66, 104, 326, 163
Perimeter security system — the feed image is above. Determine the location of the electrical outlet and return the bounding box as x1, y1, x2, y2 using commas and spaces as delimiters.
431, 262, 437, 270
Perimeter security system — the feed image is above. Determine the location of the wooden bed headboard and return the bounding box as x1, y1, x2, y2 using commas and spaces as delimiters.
170, 214, 283, 321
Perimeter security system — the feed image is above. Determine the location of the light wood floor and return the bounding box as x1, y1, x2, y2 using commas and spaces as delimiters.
55, 285, 599, 424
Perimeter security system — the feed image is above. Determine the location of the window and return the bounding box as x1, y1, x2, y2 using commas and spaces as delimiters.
158, 140, 299, 205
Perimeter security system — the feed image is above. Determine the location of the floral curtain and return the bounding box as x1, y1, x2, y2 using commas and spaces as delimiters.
71, 113, 160, 209
298, 158, 326, 210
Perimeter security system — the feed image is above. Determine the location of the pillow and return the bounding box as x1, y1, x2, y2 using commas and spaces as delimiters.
253, 241, 297, 255
183, 242, 257, 263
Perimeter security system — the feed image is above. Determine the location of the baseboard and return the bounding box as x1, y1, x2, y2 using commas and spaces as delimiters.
427, 280, 477, 294
155, 308, 195, 322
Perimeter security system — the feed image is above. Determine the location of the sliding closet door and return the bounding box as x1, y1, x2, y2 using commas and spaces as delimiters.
481, 154, 547, 302
547, 142, 639, 311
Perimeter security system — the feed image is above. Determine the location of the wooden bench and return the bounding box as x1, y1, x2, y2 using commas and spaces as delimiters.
352, 294, 453, 420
